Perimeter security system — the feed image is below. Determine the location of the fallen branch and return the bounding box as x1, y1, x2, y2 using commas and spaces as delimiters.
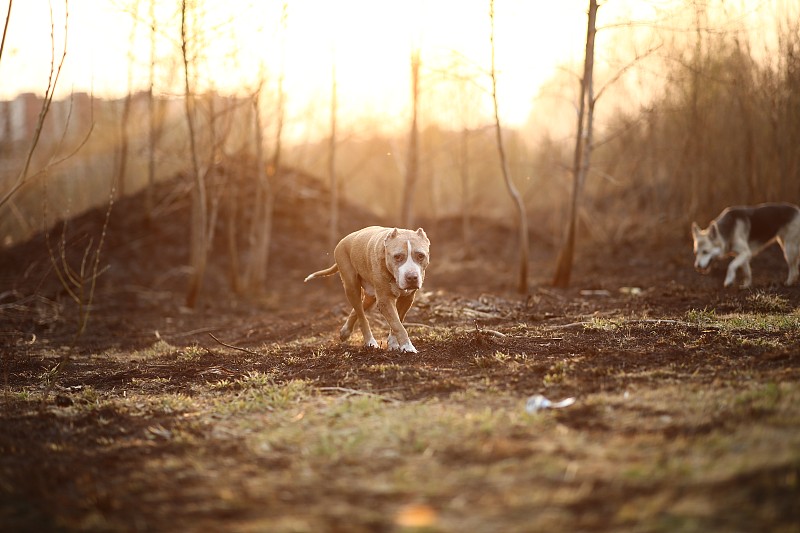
474, 322, 506, 338
318, 386, 400, 404
546, 318, 716, 330
208, 333, 261, 356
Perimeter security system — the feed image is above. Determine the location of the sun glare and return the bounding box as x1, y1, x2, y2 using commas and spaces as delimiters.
0, 0, 787, 140
0, 0, 591, 136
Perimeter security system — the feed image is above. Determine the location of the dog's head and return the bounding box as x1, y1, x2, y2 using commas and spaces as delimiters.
384, 227, 430, 291
691, 221, 724, 273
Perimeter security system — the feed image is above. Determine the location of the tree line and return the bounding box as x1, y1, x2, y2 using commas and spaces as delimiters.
1, 0, 799, 313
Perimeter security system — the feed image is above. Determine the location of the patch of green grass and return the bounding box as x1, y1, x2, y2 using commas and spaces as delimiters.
252, 394, 536, 467
723, 312, 800, 332
734, 383, 782, 413
157, 392, 199, 414
74, 385, 102, 406
735, 335, 784, 349
213, 375, 311, 415
177, 344, 205, 362
685, 307, 717, 326
366, 363, 404, 377
414, 326, 454, 343
472, 350, 528, 369
544, 360, 570, 385
131, 376, 173, 392
746, 291, 791, 313
131, 339, 176, 360
7, 390, 35, 402
686, 306, 800, 335
585, 317, 622, 331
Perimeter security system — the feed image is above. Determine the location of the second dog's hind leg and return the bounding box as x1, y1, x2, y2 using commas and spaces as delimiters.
782, 240, 800, 285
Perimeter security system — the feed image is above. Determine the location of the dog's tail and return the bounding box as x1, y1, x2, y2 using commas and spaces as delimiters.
304, 264, 339, 283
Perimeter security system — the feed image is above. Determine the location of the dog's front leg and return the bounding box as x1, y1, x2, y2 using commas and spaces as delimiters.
377, 295, 416, 353
387, 293, 416, 350
725, 251, 751, 288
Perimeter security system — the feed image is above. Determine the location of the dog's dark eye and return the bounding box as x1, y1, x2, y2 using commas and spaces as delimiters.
416, 252, 426, 262
394, 253, 405, 262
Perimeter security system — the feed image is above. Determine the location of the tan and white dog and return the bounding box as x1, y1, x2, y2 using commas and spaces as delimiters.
691, 202, 800, 288
304, 226, 430, 353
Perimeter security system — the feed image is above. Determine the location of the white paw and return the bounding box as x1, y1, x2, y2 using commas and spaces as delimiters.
365, 337, 380, 349
399, 341, 417, 353
723, 275, 735, 287
387, 334, 400, 350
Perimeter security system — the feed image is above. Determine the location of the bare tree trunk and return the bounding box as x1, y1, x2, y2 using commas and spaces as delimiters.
401, 50, 420, 229
552, 0, 597, 288
226, 161, 242, 294
271, 73, 284, 174
489, 0, 528, 294
733, 38, 758, 203
245, 89, 273, 292
181, 0, 208, 309
240, 6, 287, 294
116, 0, 139, 199
459, 126, 472, 258
145, 0, 156, 224
329, 60, 339, 249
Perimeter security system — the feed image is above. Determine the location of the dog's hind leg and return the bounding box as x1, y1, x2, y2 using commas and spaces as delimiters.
781, 240, 799, 285
338, 269, 378, 348
340, 292, 376, 341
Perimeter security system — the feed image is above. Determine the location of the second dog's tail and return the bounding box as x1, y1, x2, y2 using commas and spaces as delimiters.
304, 264, 339, 282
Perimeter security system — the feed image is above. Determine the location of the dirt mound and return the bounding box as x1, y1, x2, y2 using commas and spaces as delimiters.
0, 166, 386, 341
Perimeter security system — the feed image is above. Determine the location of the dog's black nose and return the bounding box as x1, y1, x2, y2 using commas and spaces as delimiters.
405, 272, 419, 286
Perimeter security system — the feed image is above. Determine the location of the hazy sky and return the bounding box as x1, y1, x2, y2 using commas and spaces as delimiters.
0, 0, 785, 136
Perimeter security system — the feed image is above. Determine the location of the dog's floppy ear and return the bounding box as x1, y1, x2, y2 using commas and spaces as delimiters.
415, 227, 428, 242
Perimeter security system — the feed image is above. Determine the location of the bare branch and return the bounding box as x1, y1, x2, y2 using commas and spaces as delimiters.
594, 42, 663, 104
0, 0, 12, 63
0, 0, 69, 211
208, 333, 261, 356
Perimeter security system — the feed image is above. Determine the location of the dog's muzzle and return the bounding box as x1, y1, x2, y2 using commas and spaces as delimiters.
403, 271, 421, 290
694, 262, 711, 275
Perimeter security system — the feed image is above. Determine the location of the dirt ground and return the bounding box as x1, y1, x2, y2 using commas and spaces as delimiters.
1, 173, 799, 532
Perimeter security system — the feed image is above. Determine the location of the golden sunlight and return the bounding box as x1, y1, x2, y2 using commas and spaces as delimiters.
0, 0, 787, 140
0, 0, 588, 135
